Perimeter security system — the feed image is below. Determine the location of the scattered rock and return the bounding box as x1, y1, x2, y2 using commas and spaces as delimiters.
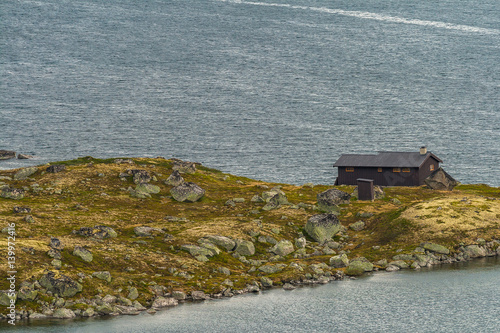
271, 240, 294, 257
165, 170, 184, 186
96, 304, 115, 315
171, 290, 186, 300
304, 213, 341, 243
0, 290, 17, 306
151, 296, 178, 309
317, 188, 350, 213
172, 160, 197, 174
235, 240, 255, 256
170, 182, 205, 202
181, 244, 215, 258
92, 271, 112, 283
1, 187, 25, 199
258, 264, 286, 274
17, 286, 38, 301
0, 150, 16, 160
52, 308, 76, 319
130, 170, 151, 184
74, 226, 118, 239
49, 237, 64, 250
349, 221, 365, 231
38, 271, 83, 297
424, 167, 459, 191
282, 283, 296, 290
127, 287, 139, 300
17, 153, 33, 159
421, 242, 450, 255
329, 254, 349, 268
201, 235, 236, 251
463, 245, 487, 258
345, 257, 373, 276
73, 246, 93, 262
13, 206, 31, 214
134, 226, 164, 237
260, 277, 273, 288
46, 165, 66, 173
13, 167, 38, 180
191, 291, 210, 301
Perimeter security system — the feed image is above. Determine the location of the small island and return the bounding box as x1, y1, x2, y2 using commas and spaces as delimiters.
1, 157, 499, 323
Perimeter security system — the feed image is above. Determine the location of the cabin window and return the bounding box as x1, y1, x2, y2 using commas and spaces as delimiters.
378, 168, 382, 173
430, 164, 435, 171
402, 168, 410, 173
393, 168, 401, 173
346, 167, 354, 172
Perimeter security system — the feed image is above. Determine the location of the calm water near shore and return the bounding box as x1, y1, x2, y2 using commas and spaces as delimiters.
3, 257, 500, 332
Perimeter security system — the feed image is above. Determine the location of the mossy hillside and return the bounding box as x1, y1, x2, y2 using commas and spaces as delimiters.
0, 157, 499, 312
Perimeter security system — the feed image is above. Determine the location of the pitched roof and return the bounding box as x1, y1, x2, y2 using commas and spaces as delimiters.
333, 151, 442, 168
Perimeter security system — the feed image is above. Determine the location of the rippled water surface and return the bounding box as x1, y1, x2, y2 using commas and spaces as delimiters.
3, 257, 500, 332
1, 0, 499, 185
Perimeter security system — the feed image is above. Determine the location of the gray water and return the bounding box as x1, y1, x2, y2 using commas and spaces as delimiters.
1, 0, 499, 185
3, 257, 500, 332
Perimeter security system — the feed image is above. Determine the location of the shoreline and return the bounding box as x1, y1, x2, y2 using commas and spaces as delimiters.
1, 157, 499, 325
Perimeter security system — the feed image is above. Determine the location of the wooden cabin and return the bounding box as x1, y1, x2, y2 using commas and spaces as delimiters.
333, 147, 442, 186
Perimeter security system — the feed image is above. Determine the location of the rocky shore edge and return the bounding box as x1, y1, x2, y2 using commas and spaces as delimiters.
2, 240, 498, 323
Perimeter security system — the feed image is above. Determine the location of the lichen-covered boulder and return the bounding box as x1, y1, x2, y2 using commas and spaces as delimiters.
235, 240, 255, 256
170, 182, 205, 202
129, 170, 151, 184
134, 226, 164, 237
172, 160, 197, 174
92, 271, 112, 283
329, 254, 349, 268
38, 271, 82, 297
165, 170, 184, 186
18, 286, 38, 301
13, 167, 38, 180
0, 187, 24, 200
52, 308, 76, 319
421, 242, 450, 255
0, 290, 16, 306
46, 164, 66, 173
317, 189, 350, 213
349, 220, 365, 231
304, 213, 341, 243
463, 245, 487, 258
73, 246, 93, 262
345, 257, 374, 276
424, 168, 459, 191
201, 235, 236, 251
271, 240, 294, 257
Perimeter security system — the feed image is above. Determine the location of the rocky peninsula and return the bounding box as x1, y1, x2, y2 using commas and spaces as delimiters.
0, 157, 499, 324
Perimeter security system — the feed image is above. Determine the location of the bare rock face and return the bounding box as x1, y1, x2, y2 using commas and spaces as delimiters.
170, 182, 205, 202
0, 150, 16, 160
304, 213, 342, 243
424, 168, 459, 191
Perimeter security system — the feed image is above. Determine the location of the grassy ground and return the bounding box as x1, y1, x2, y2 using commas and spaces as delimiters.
0, 157, 499, 311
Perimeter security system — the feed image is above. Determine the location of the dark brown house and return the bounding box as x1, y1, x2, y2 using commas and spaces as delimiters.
333, 147, 442, 186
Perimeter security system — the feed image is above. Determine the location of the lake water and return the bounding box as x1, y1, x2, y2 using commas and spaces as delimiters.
1, 0, 499, 331
4, 257, 500, 332
1, 0, 499, 185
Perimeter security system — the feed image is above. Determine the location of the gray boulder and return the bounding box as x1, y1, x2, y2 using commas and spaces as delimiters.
191, 291, 210, 300
46, 165, 66, 173
165, 170, 184, 186
170, 182, 205, 202
134, 226, 164, 237
0, 187, 24, 200
329, 254, 349, 268
261, 277, 273, 288
17, 153, 33, 159
0, 150, 16, 160
202, 235, 236, 251
92, 271, 112, 283
38, 271, 83, 297
181, 244, 215, 258
0, 290, 16, 306
49, 237, 64, 250
258, 264, 287, 274
271, 240, 294, 257
463, 245, 487, 258
304, 213, 342, 243
317, 189, 350, 213
424, 168, 459, 191
345, 257, 373, 276
349, 221, 365, 231
151, 296, 178, 308
172, 160, 197, 174
52, 308, 76, 319
73, 246, 93, 262
18, 286, 38, 301
130, 170, 151, 184
74, 225, 117, 239
14, 167, 38, 180
235, 240, 255, 256
421, 242, 450, 255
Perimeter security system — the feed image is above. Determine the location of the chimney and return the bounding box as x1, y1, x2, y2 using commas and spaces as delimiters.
420, 146, 427, 155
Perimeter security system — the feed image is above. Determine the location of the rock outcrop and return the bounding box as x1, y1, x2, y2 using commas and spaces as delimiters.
424, 168, 459, 191
304, 213, 342, 243
38, 271, 82, 298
